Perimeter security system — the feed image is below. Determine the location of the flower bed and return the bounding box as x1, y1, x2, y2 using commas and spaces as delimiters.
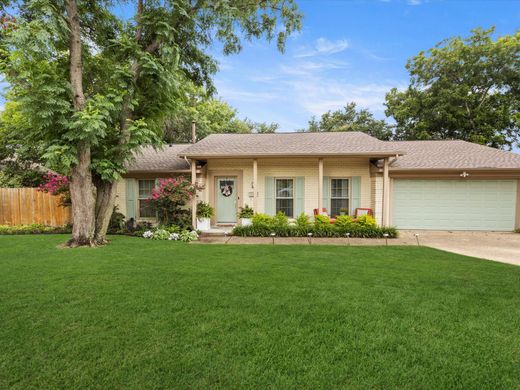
231, 213, 398, 239
141, 226, 199, 242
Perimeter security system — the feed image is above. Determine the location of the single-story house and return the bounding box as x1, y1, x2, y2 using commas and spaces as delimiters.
115, 132, 520, 231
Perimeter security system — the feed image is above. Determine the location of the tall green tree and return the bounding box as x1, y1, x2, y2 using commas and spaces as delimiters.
1, 0, 301, 246
163, 83, 279, 143
385, 27, 520, 149
0, 102, 48, 187
302, 102, 393, 140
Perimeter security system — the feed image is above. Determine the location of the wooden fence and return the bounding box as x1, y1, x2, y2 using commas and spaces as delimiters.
0, 188, 71, 226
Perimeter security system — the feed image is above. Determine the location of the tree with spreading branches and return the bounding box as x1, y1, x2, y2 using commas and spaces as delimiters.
0, 0, 302, 246
385, 27, 520, 149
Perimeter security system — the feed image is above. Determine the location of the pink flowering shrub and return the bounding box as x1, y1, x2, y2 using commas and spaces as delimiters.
148, 177, 196, 227
38, 173, 71, 206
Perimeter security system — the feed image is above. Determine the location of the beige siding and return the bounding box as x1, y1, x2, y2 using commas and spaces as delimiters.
205, 157, 372, 217
114, 179, 127, 217
371, 175, 383, 225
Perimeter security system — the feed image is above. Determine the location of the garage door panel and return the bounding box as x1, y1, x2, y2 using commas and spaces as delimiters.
392, 180, 517, 231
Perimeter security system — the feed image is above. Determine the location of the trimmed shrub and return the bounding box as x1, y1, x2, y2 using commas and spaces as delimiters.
273, 212, 289, 229
232, 224, 397, 239
357, 214, 377, 227
314, 214, 330, 227
251, 213, 274, 228
295, 213, 311, 229
0, 224, 72, 235
335, 215, 354, 228
232, 211, 397, 239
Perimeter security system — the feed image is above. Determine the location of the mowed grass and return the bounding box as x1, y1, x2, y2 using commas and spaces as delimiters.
1, 236, 520, 389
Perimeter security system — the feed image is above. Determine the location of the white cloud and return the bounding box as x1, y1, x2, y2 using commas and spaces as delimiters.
215, 84, 281, 103
294, 37, 349, 58
284, 77, 402, 117
279, 59, 348, 76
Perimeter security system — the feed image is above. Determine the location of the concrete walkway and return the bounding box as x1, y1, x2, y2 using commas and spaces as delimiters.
198, 231, 520, 266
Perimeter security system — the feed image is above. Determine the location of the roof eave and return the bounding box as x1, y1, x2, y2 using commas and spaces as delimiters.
181, 151, 406, 159
389, 167, 520, 172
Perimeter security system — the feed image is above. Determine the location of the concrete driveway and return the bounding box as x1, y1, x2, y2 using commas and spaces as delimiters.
398, 230, 520, 266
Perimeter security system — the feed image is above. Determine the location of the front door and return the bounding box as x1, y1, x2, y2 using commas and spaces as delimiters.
216, 177, 237, 223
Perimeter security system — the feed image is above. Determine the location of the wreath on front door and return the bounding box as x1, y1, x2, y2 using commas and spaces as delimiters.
220, 183, 233, 197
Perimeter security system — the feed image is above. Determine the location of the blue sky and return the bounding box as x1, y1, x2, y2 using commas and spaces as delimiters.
212, 0, 520, 131
1, 0, 519, 133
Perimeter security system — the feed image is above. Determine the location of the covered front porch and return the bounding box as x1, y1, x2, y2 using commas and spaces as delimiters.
188, 156, 394, 230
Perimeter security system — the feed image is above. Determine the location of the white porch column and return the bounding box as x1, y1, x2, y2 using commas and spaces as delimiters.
318, 158, 324, 210
382, 157, 390, 227
191, 159, 197, 228
253, 158, 258, 211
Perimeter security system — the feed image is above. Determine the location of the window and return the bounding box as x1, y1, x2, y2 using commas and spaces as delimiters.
330, 178, 349, 217
275, 178, 294, 217
138, 179, 156, 218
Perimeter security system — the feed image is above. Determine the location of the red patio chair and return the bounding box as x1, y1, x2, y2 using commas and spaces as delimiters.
313, 208, 336, 224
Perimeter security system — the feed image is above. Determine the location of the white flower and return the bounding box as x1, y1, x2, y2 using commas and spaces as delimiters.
169, 232, 180, 241
143, 230, 154, 239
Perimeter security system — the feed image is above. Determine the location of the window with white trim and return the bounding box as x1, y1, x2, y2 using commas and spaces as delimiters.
275, 178, 294, 217
138, 179, 156, 218
330, 178, 349, 217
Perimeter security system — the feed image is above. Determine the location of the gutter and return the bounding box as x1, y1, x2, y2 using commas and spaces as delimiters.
180, 151, 407, 159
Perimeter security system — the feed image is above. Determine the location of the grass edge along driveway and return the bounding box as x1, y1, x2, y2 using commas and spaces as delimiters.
1, 235, 519, 389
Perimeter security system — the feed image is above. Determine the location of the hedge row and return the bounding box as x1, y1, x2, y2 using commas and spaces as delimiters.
0, 224, 72, 235
232, 224, 398, 239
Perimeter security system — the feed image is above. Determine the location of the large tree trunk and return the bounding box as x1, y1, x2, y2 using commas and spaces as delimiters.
90, 0, 149, 245
94, 180, 117, 245
66, 0, 97, 247
69, 141, 96, 247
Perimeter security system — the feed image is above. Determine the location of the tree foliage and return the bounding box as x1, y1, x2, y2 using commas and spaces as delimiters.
0, 0, 301, 245
163, 82, 279, 143
385, 27, 520, 149
302, 102, 393, 140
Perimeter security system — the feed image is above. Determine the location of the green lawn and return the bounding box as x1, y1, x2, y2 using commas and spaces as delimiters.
1, 236, 520, 389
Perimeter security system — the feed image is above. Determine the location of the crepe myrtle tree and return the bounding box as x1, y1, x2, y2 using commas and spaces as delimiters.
0, 0, 302, 246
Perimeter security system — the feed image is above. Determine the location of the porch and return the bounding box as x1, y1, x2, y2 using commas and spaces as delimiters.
189, 156, 393, 230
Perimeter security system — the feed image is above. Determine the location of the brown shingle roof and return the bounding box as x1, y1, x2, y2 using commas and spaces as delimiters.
127, 144, 190, 173
390, 140, 520, 170
180, 132, 404, 157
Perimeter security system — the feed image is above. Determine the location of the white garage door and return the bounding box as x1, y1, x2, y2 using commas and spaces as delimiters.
392, 180, 517, 231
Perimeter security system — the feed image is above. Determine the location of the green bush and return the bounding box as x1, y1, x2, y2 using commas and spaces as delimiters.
357, 214, 377, 227
232, 211, 397, 239
273, 211, 289, 229
238, 205, 254, 219
108, 207, 126, 233
314, 214, 330, 227
151, 229, 170, 240
232, 224, 397, 239
197, 202, 214, 219
0, 224, 72, 235
251, 213, 274, 228
295, 213, 311, 229
335, 215, 354, 228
